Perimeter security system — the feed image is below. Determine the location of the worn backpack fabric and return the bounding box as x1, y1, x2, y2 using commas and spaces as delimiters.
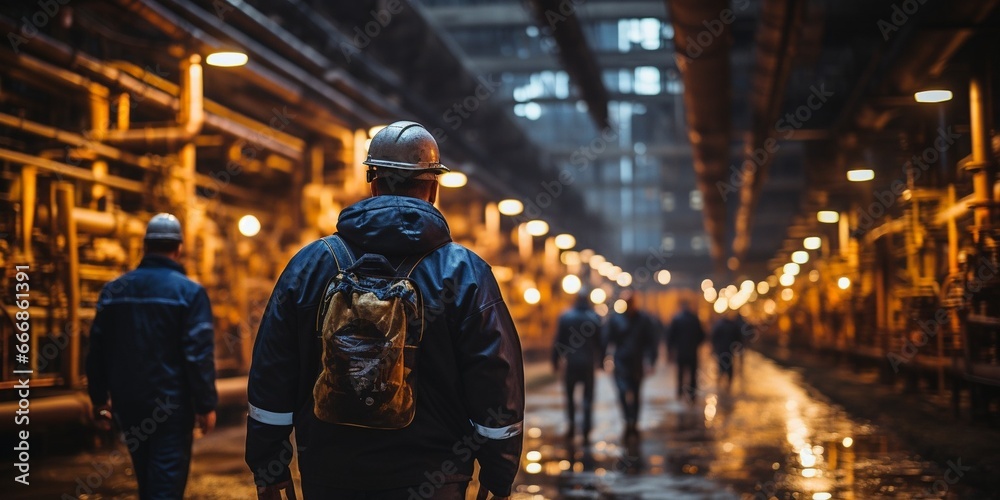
312, 235, 429, 429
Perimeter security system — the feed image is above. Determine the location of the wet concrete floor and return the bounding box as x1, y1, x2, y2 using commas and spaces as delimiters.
514, 350, 981, 499
6, 351, 984, 499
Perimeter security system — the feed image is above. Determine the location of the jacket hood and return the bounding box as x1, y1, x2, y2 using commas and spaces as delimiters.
337, 195, 452, 255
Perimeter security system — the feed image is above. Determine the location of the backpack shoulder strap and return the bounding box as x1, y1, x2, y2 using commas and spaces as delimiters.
395, 241, 449, 278
319, 234, 356, 270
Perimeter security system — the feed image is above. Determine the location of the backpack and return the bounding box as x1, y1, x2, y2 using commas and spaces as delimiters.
312, 235, 430, 429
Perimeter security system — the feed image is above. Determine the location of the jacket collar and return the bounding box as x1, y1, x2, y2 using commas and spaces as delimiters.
139, 254, 186, 274
337, 195, 452, 255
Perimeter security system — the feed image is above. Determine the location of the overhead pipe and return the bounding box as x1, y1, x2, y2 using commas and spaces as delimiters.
102, 54, 204, 146
0, 116, 260, 201
238, 0, 559, 206
732, 0, 805, 263
665, 0, 733, 268
117, 0, 382, 125
106, 60, 306, 157
0, 17, 303, 160
270, 0, 579, 214
0, 47, 111, 103
526, 0, 611, 129
0, 148, 145, 192
210, 0, 404, 123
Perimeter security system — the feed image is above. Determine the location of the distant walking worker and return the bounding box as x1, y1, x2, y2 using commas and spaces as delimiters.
667, 299, 705, 401
552, 291, 604, 445
711, 310, 745, 389
87, 213, 218, 499
246, 121, 524, 500
604, 293, 659, 437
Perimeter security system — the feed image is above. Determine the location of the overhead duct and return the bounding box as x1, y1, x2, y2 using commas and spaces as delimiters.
665, 0, 733, 268
526, 0, 611, 130
732, 0, 805, 263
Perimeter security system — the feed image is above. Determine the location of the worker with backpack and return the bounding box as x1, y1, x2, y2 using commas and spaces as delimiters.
245, 121, 525, 500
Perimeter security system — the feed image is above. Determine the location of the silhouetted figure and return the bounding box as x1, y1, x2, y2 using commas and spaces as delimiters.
667, 300, 705, 401
711, 311, 744, 389
604, 294, 659, 438
552, 292, 604, 445
87, 213, 218, 500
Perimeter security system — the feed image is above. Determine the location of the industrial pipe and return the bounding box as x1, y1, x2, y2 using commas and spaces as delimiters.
106, 61, 306, 161
72, 208, 145, 237
19, 166, 36, 263
118, 0, 380, 125
0, 47, 111, 105
0, 377, 248, 433
117, 93, 130, 131
665, 0, 734, 268
0, 112, 154, 169
968, 71, 994, 237
102, 54, 204, 146
948, 185, 960, 274
0, 18, 304, 160
56, 183, 82, 389
0, 114, 263, 202
732, 0, 805, 262
0, 148, 145, 193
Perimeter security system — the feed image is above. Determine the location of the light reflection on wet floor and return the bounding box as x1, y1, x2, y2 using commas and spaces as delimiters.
7, 350, 976, 499
510, 351, 966, 500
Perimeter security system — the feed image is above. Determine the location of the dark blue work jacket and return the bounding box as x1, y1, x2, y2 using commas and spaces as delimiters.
245, 195, 525, 496
87, 255, 218, 421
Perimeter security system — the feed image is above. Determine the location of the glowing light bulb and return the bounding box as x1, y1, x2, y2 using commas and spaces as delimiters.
498, 199, 523, 216
238, 215, 261, 237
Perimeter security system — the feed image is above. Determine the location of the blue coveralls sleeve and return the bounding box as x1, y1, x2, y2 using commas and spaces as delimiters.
86, 286, 112, 408
182, 287, 218, 414
245, 262, 301, 487
457, 268, 525, 497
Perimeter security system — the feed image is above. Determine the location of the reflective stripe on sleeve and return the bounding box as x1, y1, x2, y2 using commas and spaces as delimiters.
248, 403, 294, 426
471, 419, 523, 440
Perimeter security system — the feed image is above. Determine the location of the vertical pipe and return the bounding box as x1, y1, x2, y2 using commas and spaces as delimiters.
969, 73, 992, 237
179, 142, 197, 276
91, 160, 108, 206
116, 93, 130, 131
178, 54, 203, 131
89, 93, 109, 141
20, 166, 36, 263
56, 183, 81, 388
907, 205, 920, 283
947, 185, 959, 274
